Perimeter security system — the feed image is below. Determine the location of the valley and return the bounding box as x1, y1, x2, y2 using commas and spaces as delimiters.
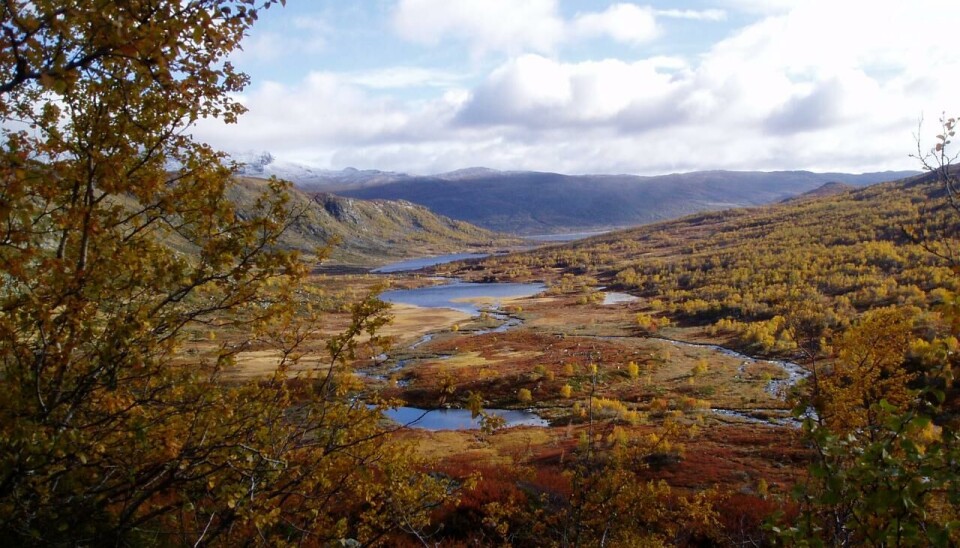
243, 167, 957, 544
8, 3, 957, 545
160, 167, 960, 544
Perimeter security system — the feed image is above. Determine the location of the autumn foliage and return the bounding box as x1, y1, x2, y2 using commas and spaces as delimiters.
0, 2, 450, 545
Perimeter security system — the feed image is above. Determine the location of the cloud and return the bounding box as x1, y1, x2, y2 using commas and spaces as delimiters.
392, 0, 565, 55
765, 79, 847, 134
656, 8, 726, 21
232, 16, 330, 64
342, 67, 471, 89
570, 4, 659, 45
192, 72, 465, 165
455, 55, 686, 129
720, 0, 803, 15
391, 1, 685, 55
201, 0, 960, 175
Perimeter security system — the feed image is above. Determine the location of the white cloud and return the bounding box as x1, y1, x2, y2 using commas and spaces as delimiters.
570, 4, 659, 45
392, 1, 673, 55
456, 54, 685, 128
392, 0, 565, 55
343, 67, 471, 89
202, 0, 960, 175
656, 8, 726, 21
720, 0, 803, 15
192, 72, 462, 164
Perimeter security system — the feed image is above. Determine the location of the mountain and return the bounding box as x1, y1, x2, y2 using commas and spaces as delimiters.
227, 152, 917, 235
781, 181, 856, 203
212, 177, 516, 266
448, 169, 955, 309
333, 169, 919, 234
446, 169, 957, 333
440, 170, 960, 413
230, 151, 410, 191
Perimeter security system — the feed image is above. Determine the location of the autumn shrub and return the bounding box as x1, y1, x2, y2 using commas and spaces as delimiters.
0, 3, 452, 544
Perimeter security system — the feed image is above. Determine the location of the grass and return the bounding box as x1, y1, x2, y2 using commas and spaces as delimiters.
187, 268, 812, 498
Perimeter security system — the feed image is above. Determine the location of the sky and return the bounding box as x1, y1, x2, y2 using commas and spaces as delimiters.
192, 0, 960, 176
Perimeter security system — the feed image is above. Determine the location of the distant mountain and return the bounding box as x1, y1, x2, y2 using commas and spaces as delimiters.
227, 152, 918, 235
782, 181, 856, 203
230, 151, 410, 191
333, 169, 919, 234
175, 177, 516, 266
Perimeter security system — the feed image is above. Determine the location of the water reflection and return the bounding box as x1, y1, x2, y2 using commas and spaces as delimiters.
383, 406, 547, 430
380, 280, 545, 315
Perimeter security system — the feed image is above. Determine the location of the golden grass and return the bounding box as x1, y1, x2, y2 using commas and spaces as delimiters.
382, 303, 471, 344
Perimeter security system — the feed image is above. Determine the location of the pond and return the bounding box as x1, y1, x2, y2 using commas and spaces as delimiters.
382, 406, 547, 430
379, 279, 546, 315
371, 253, 490, 273
523, 230, 610, 242
602, 291, 639, 305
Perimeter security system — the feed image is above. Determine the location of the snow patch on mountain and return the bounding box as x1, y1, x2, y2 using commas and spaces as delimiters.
228, 151, 412, 190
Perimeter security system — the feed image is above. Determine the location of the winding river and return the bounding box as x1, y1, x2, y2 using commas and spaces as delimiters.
648, 337, 812, 426
369, 256, 811, 429
647, 337, 809, 399
370, 257, 547, 429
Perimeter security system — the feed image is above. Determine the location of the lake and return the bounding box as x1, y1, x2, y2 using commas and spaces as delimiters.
379, 279, 546, 315
382, 406, 547, 430
523, 230, 610, 242
602, 291, 639, 305
371, 253, 490, 273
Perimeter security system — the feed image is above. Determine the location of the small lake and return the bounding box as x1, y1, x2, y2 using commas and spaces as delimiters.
372, 253, 490, 273
382, 406, 547, 430
380, 280, 545, 315
602, 292, 639, 305
524, 230, 610, 242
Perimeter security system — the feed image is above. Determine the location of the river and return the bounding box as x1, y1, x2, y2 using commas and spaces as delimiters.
370, 261, 548, 429
369, 257, 810, 430
647, 337, 812, 427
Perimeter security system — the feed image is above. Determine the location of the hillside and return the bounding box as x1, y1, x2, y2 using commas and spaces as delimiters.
212, 177, 516, 266
333, 168, 917, 234
444, 171, 960, 355
781, 181, 856, 202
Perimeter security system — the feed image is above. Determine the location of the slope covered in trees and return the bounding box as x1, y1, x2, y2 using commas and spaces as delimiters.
223, 177, 514, 266
0, 2, 455, 545
450, 172, 958, 356
440, 166, 960, 544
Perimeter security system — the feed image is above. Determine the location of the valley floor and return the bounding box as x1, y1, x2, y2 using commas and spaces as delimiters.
212, 258, 819, 543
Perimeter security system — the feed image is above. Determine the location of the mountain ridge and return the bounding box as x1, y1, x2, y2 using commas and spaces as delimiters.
211, 177, 518, 266
335, 168, 919, 234
229, 151, 917, 235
